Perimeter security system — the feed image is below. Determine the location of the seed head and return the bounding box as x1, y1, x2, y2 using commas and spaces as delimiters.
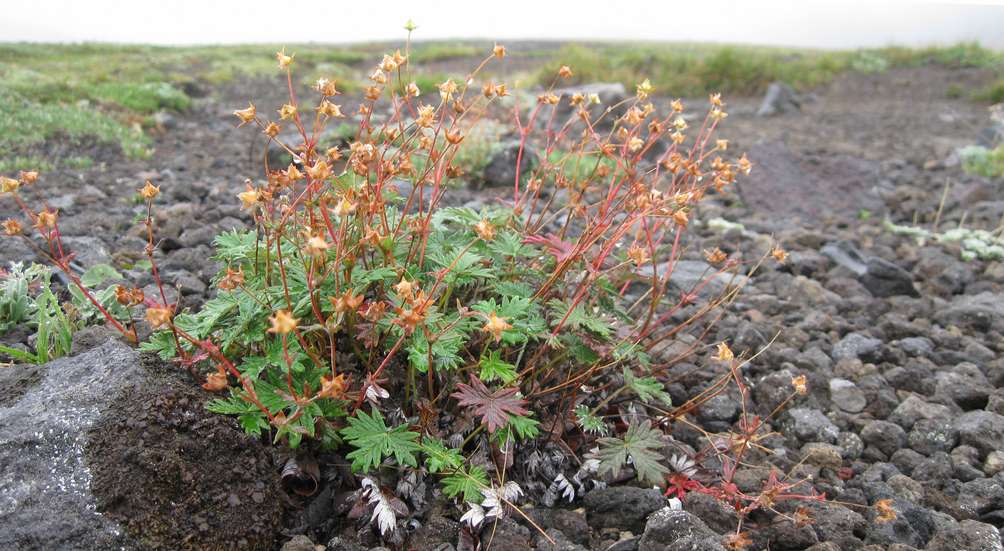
628, 137, 644, 152
145, 305, 173, 329
709, 93, 723, 107
307, 160, 332, 180
704, 247, 728, 265
671, 99, 684, 112
139, 180, 160, 200
558, 65, 573, 79
473, 219, 495, 241
1, 177, 19, 194
715, 341, 734, 362
772, 245, 788, 264
278, 103, 297, 120
482, 311, 512, 343
332, 197, 357, 217
406, 82, 421, 97
276, 48, 294, 69
303, 234, 330, 257
202, 371, 229, 392
263, 122, 280, 138
285, 163, 304, 181
318, 373, 347, 399
315, 77, 340, 96
267, 309, 299, 334
416, 104, 435, 128
791, 374, 808, 395
439, 79, 458, 102
394, 278, 417, 299
330, 290, 364, 314
716, 139, 729, 151
35, 209, 57, 230
218, 266, 245, 291
317, 100, 344, 119
238, 184, 259, 211
3, 218, 22, 235
627, 245, 649, 266
380, 54, 398, 72
19, 170, 39, 184
672, 209, 688, 228
874, 499, 897, 523
636, 78, 653, 100
233, 102, 256, 126
493, 43, 506, 59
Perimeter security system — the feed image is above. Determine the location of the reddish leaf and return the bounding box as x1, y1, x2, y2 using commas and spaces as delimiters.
523, 233, 576, 265
451, 374, 528, 433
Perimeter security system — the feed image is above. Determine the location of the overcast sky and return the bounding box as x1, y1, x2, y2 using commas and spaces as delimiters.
4, 0, 1004, 49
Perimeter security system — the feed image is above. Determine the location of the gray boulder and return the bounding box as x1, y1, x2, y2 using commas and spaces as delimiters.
821, 240, 918, 297
0, 340, 139, 550
757, 82, 801, 117
639, 508, 725, 551
584, 486, 665, 532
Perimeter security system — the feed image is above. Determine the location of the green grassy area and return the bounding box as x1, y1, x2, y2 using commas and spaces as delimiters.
0, 40, 1000, 171
534, 41, 1003, 97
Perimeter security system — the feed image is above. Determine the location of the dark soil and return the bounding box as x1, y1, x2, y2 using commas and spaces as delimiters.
85, 353, 285, 551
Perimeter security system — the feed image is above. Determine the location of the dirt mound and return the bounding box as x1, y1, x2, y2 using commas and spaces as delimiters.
86, 354, 284, 551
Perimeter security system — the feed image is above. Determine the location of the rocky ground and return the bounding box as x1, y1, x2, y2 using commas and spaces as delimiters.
1, 59, 1003, 551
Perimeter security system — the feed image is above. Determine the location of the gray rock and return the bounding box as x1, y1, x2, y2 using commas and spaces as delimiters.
326, 535, 365, 551
957, 476, 1004, 519
897, 337, 934, 357
908, 418, 959, 455
935, 363, 992, 410
830, 378, 867, 413
281, 535, 317, 551
955, 410, 1004, 456
832, 332, 883, 362
584, 486, 665, 532
0, 341, 139, 550
861, 420, 908, 458
787, 408, 840, 444
61, 236, 112, 268
482, 140, 538, 187
757, 82, 800, 117
821, 241, 917, 297
890, 395, 954, 430
925, 519, 1003, 551
934, 292, 1004, 333
801, 442, 844, 469
805, 502, 867, 549
535, 529, 589, 551
638, 508, 724, 551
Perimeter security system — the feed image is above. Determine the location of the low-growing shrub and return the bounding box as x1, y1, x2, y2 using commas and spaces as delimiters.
3, 36, 890, 546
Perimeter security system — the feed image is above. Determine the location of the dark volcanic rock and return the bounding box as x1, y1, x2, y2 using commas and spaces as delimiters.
584, 486, 665, 532
482, 139, 538, 187
638, 508, 725, 551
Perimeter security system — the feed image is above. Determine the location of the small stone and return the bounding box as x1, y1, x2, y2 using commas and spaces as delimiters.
280, 535, 316, 551
860, 420, 907, 458
984, 450, 1004, 476
584, 487, 665, 532
786, 408, 839, 444
831, 332, 882, 362
955, 410, 1004, 455
829, 378, 867, 413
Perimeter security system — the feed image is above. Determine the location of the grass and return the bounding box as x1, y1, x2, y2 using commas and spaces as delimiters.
534, 41, 1003, 97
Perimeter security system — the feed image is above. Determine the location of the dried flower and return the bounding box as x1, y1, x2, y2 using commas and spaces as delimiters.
791, 374, 808, 395
636, 78, 653, 100
145, 305, 173, 329
276, 48, 294, 69
202, 371, 229, 392
716, 139, 729, 151
473, 219, 495, 241
394, 278, 417, 299
704, 247, 728, 265
237, 183, 259, 211
35, 209, 57, 230
318, 373, 347, 399
307, 160, 332, 180
1, 177, 20, 194
406, 82, 420, 97
2, 218, 22, 236
627, 245, 649, 265
438, 79, 458, 101
315, 78, 339, 96
772, 245, 788, 264
268, 309, 299, 334
317, 100, 344, 118
139, 180, 160, 200
263, 122, 280, 138
874, 499, 897, 523
233, 102, 256, 126
218, 266, 245, 291
303, 234, 330, 257
19, 170, 39, 184
482, 311, 512, 343
278, 103, 297, 120
330, 291, 364, 314
332, 197, 356, 217
493, 43, 506, 59
558, 65, 573, 78
715, 341, 734, 362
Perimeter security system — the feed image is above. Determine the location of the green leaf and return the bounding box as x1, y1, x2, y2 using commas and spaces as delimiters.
421, 437, 464, 474
596, 420, 668, 485
213, 230, 257, 263
623, 367, 672, 406
442, 465, 489, 503
340, 409, 421, 473
79, 264, 121, 287
479, 349, 517, 384
547, 299, 612, 340
575, 405, 608, 435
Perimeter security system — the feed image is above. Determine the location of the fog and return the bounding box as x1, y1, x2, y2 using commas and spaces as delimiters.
3, 0, 1004, 49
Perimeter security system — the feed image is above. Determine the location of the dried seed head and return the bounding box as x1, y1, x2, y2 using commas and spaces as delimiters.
482, 311, 512, 343
145, 305, 173, 329
233, 102, 256, 126
218, 266, 245, 290
307, 160, 332, 181
715, 341, 734, 362
267, 309, 299, 334
716, 139, 729, 151
558, 65, 573, 78
19, 170, 39, 184
202, 371, 229, 392
772, 245, 788, 264
317, 100, 344, 118
35, 209, 57, 230
627, 245, 649, 266
315, 78, 340, 96
704, 247, 728, 265
636, 78, 653, 100
438, 79, 458, 101
238, 184, 260, 211
263, 122, 280, 138
2, 218, 22, 236
318, 373, 347, 399
671, 99, 684, 112
874, 499, 897, 523
406, 82, 421, 97
474, 219, 495, 241
278, 103, 297, 120
1, 177, 20, 193
303, 234, 330, 257
493, 43, 506, 59
791, 375, 808, 395
276, 48, 294, 69
139, 180, 160, 200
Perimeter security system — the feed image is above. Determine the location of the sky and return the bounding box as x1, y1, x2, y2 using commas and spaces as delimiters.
3, 0, 1004, 49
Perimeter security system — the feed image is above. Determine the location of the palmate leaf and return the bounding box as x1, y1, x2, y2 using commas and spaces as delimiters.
478, 349, 518, 384
623, 367, 672, 406
575, 405, 608, 435
421, 437, 464, 474
451, 374, 529, 433
596, 420, 669, 485
442, 465, 490, 503
340, 409, 421, 473
546, 299, 612, 340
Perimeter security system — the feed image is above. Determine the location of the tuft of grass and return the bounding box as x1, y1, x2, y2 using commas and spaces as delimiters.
959, 144, 1004, 178
975, 77, 1004, 103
